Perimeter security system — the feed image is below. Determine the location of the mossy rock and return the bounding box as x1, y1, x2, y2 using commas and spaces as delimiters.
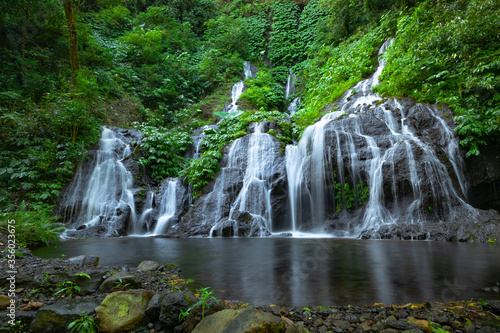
96, 289, 154, 333
193, 307, 285, 333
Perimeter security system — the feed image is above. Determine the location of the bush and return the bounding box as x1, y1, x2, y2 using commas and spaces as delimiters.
0, 203, 64, 249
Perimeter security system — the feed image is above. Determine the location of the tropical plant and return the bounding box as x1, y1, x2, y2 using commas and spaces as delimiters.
68, 311, 100, 333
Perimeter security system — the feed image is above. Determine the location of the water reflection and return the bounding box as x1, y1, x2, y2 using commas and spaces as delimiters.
34, 238, 500, 306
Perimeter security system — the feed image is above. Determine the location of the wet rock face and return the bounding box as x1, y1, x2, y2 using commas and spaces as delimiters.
167, 123, 288, 238
465, 142, 500, 212
287, 96, 475, 236
55, 127, 143, 238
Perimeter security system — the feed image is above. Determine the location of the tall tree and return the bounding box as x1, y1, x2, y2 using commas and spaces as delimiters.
62, 0, 79, 84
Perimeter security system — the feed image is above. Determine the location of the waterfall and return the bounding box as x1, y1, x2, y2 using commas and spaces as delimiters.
285, 39, 475, 236
152, 180, 177, 235
188, 125, 219, 159
285, 71, 295, 99
224, 61, 256, 113
60, 127, 136, 235
134, 191, 154, 234
285, 70, 300, 116
207, 123, 278, 237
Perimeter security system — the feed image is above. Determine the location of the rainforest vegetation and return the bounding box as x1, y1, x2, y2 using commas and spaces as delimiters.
0, 0, 499, 248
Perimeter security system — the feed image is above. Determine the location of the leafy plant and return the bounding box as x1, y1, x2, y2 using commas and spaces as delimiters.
135, 123, 193, 180
0, 203, 65, 249
240, 71, 285, 111
54, 281, 81, 297
179, 286, 220, 322
113, 278, 132, 290
68, 311, 99, 333
335, 179, 369, 212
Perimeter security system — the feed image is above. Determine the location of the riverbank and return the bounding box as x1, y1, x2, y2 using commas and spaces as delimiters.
1, 232, 500, 332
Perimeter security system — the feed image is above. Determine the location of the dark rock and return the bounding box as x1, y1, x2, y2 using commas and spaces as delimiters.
386, 319, 421, 331
167, 127, 288, 238
98, 271, 141, 293
67, 255, 99, 266
181, 297, 222, 332
286, 324, 311, 333
334, 320, 351, 330
145, 292, 167, 321
78, 268, 107, 295
31, 298, 102, 333
159, 291, 197, 328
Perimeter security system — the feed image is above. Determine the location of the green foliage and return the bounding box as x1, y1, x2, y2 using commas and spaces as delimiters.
182, 111, 289, 196
335, 179, 369, 213
54, 281, 81, 297
0, 203, 64, 249
244, 12, 269, 62
68, 311, 100, 333
297, 0, 327, 54
302, 24, 386, 114
114, 278, 132, 290
180, 286, 220, 321
135, 123, 193, 180
376, 0, 500, 156
240, 70, 285, 111
269, 0, 300, 67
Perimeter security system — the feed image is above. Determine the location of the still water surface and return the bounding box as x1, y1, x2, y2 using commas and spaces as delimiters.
34, 238, 500, 306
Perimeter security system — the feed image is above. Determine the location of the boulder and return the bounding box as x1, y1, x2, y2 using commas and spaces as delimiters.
159, 291, 197, 328
192, 307, 284, 333
96, 289, 154, 333
145, 292, 167, 321
30, 298, 102, 333
77, 268, 107, 295
137, 260, 159, 272
67, 255, 100, 266
98, 271, 141, 293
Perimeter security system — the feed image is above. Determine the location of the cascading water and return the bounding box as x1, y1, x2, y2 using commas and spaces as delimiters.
285, 39, 476, 237
224, 61, 256, 113
187, 125, 219, 159
285, 70, 301, 116
134, 191, 154, 234
60, 127, 136, 236
206, 123, 279, 237
152, 179, 178, 235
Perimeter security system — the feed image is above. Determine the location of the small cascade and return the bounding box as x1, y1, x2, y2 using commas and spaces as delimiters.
224, 61, 256, 113
134, 191, 154, 234
60, 127, 136, 235
285, 39, 476, 236
285, 70, 301, 116
152, 180, 178, 235
207, 123, 279, 237
187, 125, 219, 159
285, 71, 296, 98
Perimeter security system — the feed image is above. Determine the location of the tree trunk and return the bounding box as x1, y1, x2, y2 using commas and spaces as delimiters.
62, 0, 79, 85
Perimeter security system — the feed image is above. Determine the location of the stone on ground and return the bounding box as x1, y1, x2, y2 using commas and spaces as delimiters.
96, 289, 154, 333
30, 298, 102, 333
137, 260, 159, 271
193, 307, 284, 333
98, 271, 141, 293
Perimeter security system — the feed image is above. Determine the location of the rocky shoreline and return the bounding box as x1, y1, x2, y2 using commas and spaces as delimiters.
1, 232, 500, 333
